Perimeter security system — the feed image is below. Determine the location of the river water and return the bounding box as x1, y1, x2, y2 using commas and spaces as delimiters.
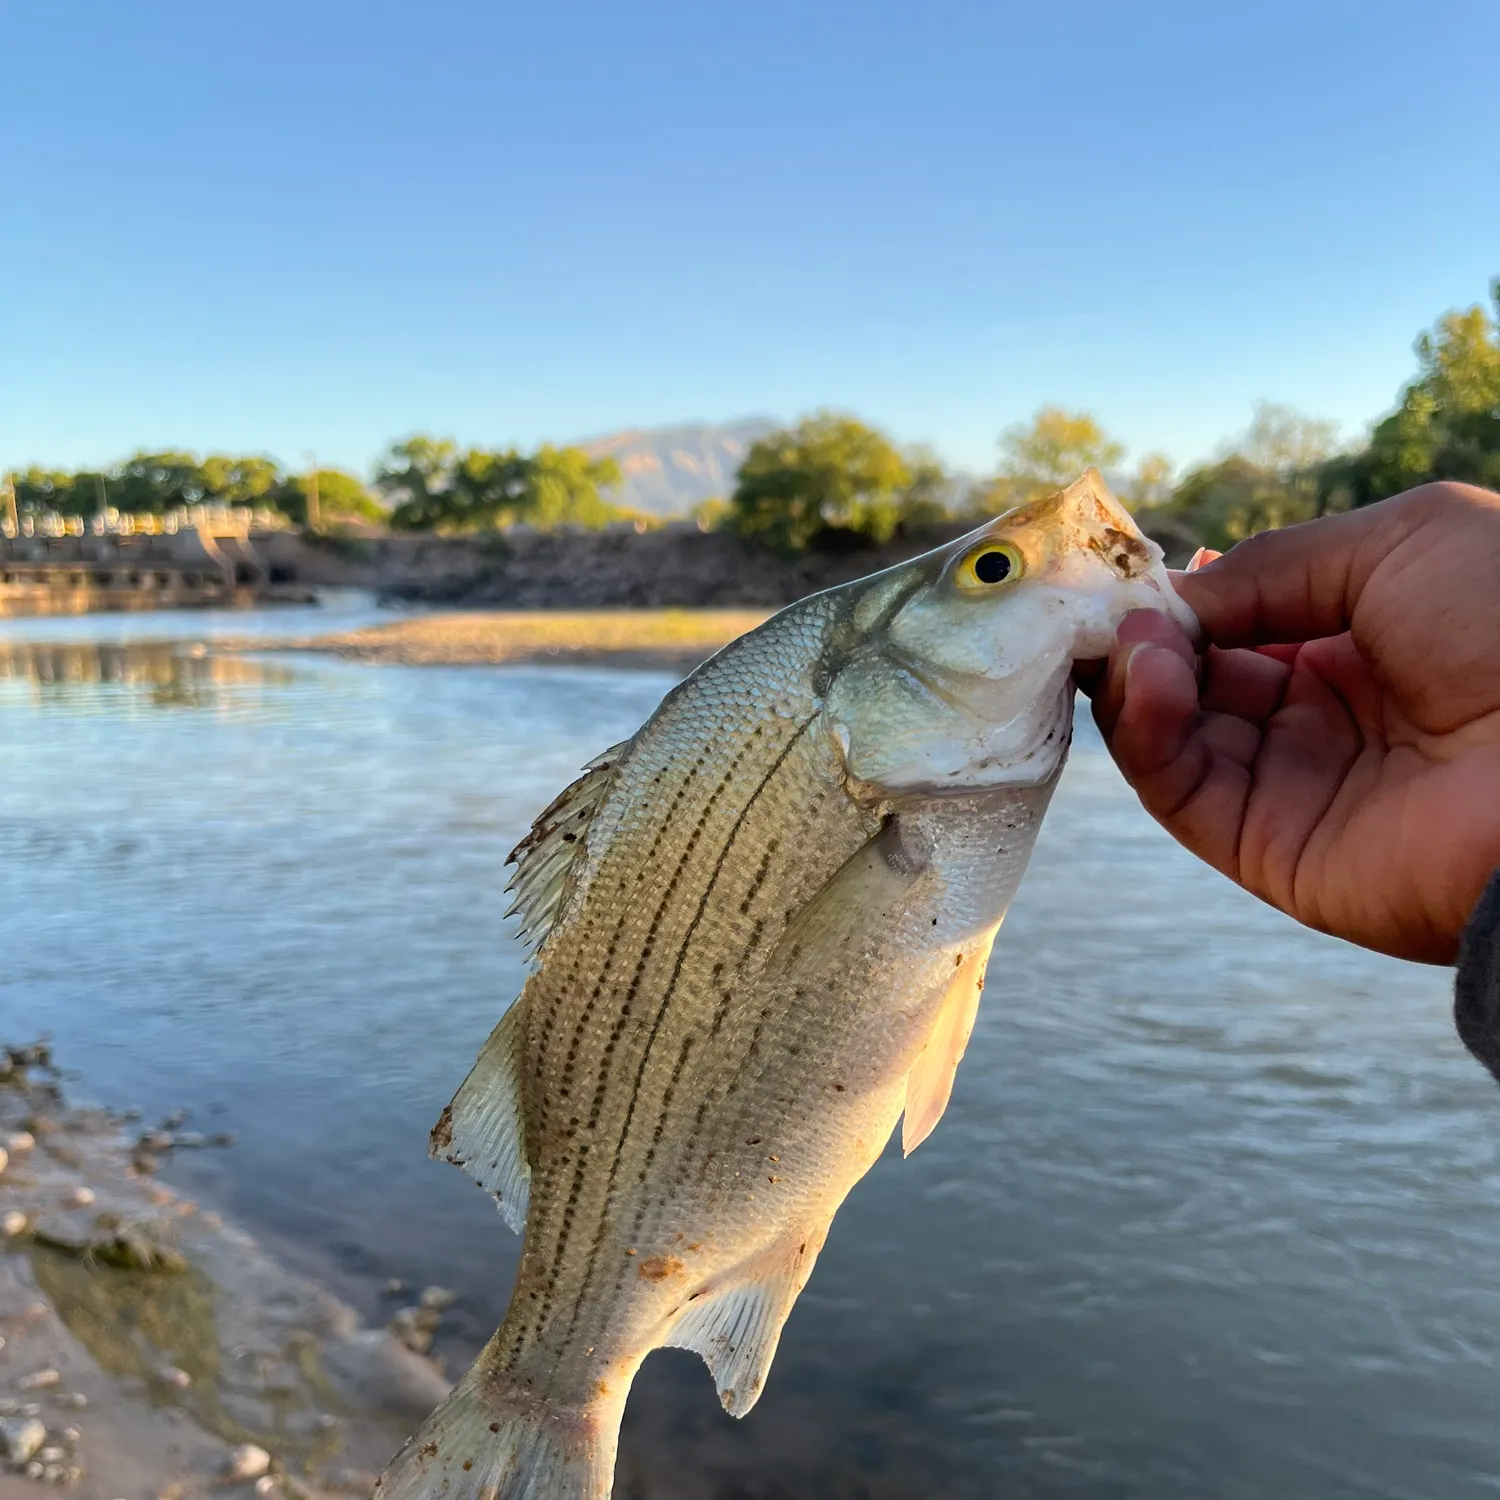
1, 603, 1497, 1499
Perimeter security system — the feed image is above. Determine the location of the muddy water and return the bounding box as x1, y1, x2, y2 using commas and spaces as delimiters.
1, 610, 1497, 1498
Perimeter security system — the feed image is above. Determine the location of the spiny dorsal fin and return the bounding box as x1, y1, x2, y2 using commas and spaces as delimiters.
662, 1231, 827, 1418
505, 740, 627, 955
431, 1000, 531, 1233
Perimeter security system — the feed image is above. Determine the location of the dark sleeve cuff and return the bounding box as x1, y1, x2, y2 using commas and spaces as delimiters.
1454, 868, 1500, 1083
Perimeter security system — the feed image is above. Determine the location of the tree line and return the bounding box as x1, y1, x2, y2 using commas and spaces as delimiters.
725, 277, 1500, 555
7, 440, 627, 533
8, 278, 1497, 551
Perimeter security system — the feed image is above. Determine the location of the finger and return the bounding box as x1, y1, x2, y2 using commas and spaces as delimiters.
1095, 640, 1253, 877
1199, 645, 1291, 725
1176, 492, 1437, 648
1091, 609, 1197, 737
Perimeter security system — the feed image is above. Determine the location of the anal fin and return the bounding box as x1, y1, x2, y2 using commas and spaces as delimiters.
902, 935, 994, 1157
431, 999, 531, 1233
662, 1232, 827, 1417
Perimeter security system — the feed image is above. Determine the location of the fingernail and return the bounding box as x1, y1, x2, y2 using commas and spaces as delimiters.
1186, 547, 1223, 573
1122, 641, 1153, 688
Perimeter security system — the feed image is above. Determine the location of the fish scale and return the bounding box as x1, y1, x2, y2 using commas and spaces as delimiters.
375, 470, 1197, 1500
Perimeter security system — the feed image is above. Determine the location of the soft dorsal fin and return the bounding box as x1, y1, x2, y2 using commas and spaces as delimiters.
430, 999, 531, 1233
662, 1232, 827, 1418
505, 741, 627, 955
902, 936, 994, 1157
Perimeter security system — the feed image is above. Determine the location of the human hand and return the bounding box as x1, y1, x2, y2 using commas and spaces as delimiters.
1084, 482, 1500, 965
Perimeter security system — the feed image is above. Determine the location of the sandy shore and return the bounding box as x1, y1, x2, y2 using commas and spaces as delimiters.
0, 1047, 453, 1499
232, 609, 773, 671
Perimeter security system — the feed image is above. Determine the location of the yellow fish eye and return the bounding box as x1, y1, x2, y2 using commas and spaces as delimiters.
955, 541, 1023, 591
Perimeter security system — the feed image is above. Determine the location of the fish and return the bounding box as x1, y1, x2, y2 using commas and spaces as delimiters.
374, 469, 1195, 1500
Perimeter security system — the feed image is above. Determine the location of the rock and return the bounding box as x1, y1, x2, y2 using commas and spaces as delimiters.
37, 1445, 64, 1462
419, 1285, 456, 1311
172, 1132, 207, 1149
4, 1130, 34, 1154
146, 1185, 175, 1205
388, 1306, 436, 1354
162, 1109, 189, 1129
136, 1131, 173, 1153
382, 1278, 407, 1298
23, 1460, 42, 1480
0, 1146, 8, 1175
155, 1365, 192, 1390
199, 1211, 222, 1229
17, 1369, 61, 1391
62, 1185, 95, 1207
32, 1211, 188, 1273
254, 1479, 280, 1496
207, 1130, 236, 1148
60, 1427, 80, 1444
0, 1211, 27, 1238
223, 1443, 272, 1480
0, 1415, 47, 1465
57, 1394, 86, 1410
41, 1463, 66, 1483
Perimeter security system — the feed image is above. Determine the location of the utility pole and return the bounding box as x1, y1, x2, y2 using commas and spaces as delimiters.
305, 453, 321, 531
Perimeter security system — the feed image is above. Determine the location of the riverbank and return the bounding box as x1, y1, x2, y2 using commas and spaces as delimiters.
0, 1046, 451, 1499
239, 609, 772, 670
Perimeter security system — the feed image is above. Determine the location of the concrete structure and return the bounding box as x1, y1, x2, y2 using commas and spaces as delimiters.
0, 521, 321, 615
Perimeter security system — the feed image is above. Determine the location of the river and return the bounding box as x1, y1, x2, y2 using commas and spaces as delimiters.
0, 602, 1496, 1499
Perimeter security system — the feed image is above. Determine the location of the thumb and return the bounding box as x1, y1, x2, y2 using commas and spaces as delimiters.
1175, 486, 1448, 648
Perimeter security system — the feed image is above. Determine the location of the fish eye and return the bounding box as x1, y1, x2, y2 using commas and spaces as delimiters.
956, 542, 1022, 591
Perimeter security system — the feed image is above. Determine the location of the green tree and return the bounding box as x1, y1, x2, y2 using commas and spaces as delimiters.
1330, 284, 1500, 506
1168, 403, 1340, 550
730, 412, 942, 552
110, 451, 211, 512
375, 436, 461, 529
378, 437, 624, 533
199, 455, 282, 505
1124, 451, 1175, 510
982, 407, 1126, 511
526, 444, 623, 529
276, 469, 384, 527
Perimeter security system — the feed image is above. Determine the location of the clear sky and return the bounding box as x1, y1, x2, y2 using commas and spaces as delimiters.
2, 0, 1497, 480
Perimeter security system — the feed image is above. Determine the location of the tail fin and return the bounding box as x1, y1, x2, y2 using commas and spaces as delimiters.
373, 1363, 619, 1500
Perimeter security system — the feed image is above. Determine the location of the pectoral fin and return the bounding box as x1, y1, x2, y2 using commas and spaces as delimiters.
902, 936, 995, 1157
766, 816, 933, 980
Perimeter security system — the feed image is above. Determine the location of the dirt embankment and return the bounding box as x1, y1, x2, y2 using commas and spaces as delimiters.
370, 524, 981, 609
264, 610, 771, 671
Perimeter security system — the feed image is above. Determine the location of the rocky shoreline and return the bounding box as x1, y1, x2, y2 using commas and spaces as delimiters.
0, 1045, 450, 1500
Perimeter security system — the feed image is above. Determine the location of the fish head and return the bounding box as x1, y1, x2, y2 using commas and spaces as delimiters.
827, 468, 1198, 796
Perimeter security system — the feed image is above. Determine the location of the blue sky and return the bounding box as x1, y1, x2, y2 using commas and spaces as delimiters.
2, 0, 1496, 480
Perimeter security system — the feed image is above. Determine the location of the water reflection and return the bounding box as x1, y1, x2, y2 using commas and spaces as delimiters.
0, 641, 295, 715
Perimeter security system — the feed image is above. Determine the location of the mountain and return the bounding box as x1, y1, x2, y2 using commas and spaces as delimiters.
578, 418, 779, 518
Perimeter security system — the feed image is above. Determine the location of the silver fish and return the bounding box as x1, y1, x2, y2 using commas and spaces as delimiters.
376, 470, 1194, 1499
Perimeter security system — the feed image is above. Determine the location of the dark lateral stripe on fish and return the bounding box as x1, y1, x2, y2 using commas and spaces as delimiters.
547, 715, 818, 1373
520, 739, 764, 1356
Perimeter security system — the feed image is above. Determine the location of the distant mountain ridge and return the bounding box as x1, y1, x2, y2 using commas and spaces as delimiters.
577, 418, 778, 517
